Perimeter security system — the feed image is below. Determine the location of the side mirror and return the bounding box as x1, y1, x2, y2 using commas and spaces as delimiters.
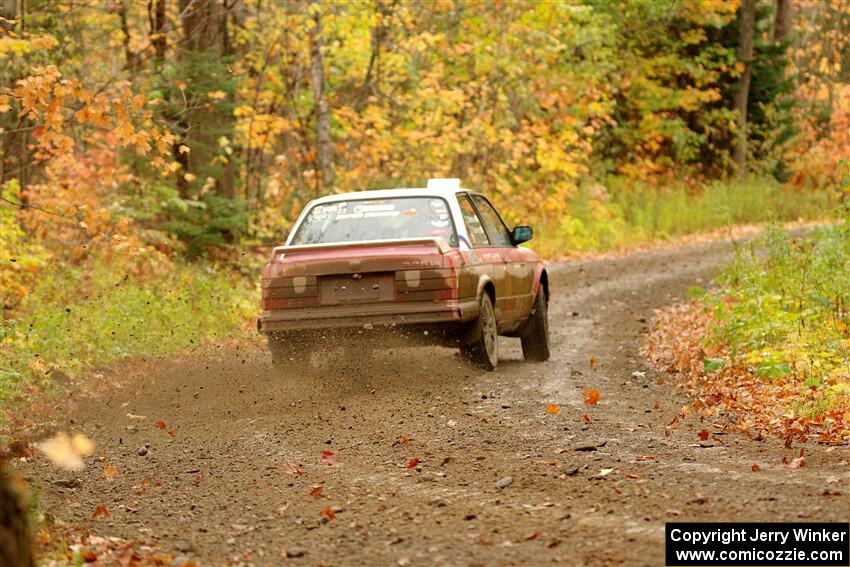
511, 225, 533, 245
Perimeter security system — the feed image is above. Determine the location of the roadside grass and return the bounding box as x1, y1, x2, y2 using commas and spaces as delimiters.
534, 177, 836, 257
0, 253, 257, 435
646, 217, 850, 444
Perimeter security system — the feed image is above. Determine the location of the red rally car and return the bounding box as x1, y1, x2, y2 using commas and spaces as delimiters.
258, 179, 550, 370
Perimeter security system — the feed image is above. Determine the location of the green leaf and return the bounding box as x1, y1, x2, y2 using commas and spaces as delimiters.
686, 285, 706, 299
756, 363, 791, 379
703, 357, 726, 374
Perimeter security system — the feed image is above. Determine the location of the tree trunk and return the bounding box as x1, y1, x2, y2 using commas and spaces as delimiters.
177, 0, 237, 199
0, 0, 30, 207
0, 462, 34, 567
118, 0, 138, 70
151, 0, 167, 61
0, 0, 15, 33
180, 0, 226, 52
309, 3, 334, 194
773, 0, 791, 42
733, 0, 757, 178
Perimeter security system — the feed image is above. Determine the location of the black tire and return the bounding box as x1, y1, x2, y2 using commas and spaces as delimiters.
521, 291, 550, 362
460, 293, 499, 371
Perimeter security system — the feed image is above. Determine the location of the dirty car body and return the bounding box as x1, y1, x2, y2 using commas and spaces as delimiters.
258, 180, 550, 369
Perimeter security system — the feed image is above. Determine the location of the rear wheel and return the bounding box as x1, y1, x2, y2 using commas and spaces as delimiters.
521, 291, 550, 362
460, 293, 499, 371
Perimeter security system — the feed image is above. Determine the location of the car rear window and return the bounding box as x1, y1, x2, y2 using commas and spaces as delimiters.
291, 197, 457, 245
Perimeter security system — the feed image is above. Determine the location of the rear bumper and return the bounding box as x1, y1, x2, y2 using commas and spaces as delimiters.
257, 299, 479, 333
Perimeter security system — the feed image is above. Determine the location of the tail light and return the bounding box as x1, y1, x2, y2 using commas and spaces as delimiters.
394, 268, 458, 301
261, 275, 319, 310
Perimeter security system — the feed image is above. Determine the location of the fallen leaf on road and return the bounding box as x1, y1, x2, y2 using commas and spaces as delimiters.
309, 486, 323, 499
524, 532, 540, 541
751, 464, 761, 472
321, 450, 337, 467
665, 416, 680, 437
546, 404, 560, 414
697, 429, 709, 441
624, 473, 640, 479
283, 463, 303, 476
80, 549, 97, 562
102, 462, 118, 480
407, 457, 420, 469
590, 356, 597, 368
37, 432, 95, 471
582, 414, 592, 423
583, 389, 600, 405
92, 505, 110, 519
399, 435, 410, 447
635, 455, 656, 462
789, 456, 805, 468
321, 507, 336, 520
154, 420, 166, 429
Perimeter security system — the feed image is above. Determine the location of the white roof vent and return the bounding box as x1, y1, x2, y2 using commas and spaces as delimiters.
426, 178, 461, 190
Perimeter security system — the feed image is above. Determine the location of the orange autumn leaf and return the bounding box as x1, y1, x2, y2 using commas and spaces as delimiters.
635, 455, 656, 461
399, 435, 410, 447
751, 464, 761, 472
320, 450, 337, 467
624, 473, 641, 479
283, 463, 303, 476
309, 485, 323, 499
407, 457, 420, 469
92, 505, 110, 519
583, 388, 600, 405
154, 420, 166, 429
697, 429, 710, 441
546, 404, 561, 414
582, 414, 592, 423
102, 462, 118, 480
589, 356, 597, 368
321, 507, 336, 520
80, 549, 97, 562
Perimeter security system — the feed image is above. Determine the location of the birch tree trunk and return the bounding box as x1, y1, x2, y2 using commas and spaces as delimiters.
309, 3, 334, 194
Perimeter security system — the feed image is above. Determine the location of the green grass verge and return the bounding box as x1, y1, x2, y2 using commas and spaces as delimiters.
0, 256, 258, 432
534, 176, 835, 256
706, 218, 850, 418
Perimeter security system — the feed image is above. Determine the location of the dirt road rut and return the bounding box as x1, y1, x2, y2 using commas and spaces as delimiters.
24, 239, 850, 566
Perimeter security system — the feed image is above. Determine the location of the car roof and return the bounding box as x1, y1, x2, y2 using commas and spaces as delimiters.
309, 186, 473, 205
